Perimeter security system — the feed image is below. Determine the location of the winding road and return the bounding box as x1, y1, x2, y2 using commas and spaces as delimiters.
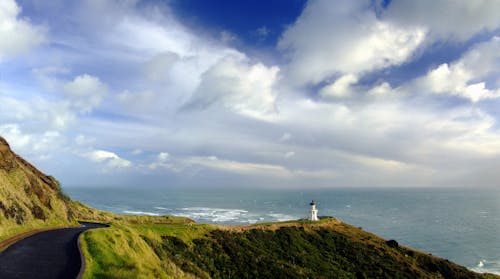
0, 222, 107, 279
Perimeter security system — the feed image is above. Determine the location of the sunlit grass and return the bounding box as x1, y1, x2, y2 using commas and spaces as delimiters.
80, 216, 201, 279
80, 226, 170, 279
80, 217, 498, 279
0, 168, 78, 244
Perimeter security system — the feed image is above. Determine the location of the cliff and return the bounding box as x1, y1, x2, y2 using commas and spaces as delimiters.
0, 136, 77, 241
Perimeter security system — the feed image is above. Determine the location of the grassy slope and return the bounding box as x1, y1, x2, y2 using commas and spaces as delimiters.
80, 218, 499, 279
0, 137, 79, 243
79, 215, 204, 279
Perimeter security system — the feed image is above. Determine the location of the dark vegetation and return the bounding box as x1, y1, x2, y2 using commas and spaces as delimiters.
144, 221, 492, 279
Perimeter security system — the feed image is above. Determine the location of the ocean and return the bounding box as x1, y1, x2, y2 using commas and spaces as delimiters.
65, 186, 500, 275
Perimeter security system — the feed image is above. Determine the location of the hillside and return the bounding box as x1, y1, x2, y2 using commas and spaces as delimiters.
0, 135, 192, 242
80, 218, 499, 279
0, 136, 78, 242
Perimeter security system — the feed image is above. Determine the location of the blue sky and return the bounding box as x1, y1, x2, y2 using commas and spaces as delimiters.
169, 0, 306, 46
1, 0, 500, 188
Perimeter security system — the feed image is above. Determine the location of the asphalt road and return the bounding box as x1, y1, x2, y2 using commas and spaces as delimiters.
0, 222, 107, 279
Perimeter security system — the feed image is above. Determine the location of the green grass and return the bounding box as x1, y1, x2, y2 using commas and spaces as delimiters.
80, 225, 170, 279
0, 168, 78, 243
80, 217, 202, 279
130, 223, 216, 245
0, 138, 85, 244
79, 218, 499, 279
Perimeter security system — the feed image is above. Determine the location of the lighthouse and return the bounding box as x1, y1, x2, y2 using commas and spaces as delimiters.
308, 200, 319, 221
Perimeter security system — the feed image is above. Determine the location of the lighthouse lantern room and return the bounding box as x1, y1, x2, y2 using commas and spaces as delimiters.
308, 200, 319, 221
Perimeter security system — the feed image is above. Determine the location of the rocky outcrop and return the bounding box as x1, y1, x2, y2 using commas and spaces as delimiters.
0, 137, 60, 191
0, 137, 17, 171
0, 136, 75, 239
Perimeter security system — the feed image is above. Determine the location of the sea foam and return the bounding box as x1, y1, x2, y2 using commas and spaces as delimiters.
123, 210, 160, 216
174, 207, 251, 223
471, 259, 500, 275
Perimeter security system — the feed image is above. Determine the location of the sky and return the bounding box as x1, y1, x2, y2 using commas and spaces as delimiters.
1, 0, 500, 188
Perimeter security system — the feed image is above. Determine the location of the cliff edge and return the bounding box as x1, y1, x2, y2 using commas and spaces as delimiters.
0, 136, 76, 241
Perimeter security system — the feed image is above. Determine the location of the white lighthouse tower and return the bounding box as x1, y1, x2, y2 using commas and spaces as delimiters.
308, 200, 319, 221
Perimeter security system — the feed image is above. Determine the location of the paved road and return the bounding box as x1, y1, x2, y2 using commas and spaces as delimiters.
0, 222, 107, 279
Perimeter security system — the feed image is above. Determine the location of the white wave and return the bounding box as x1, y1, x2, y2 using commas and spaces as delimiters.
173, 207, 251, 223
154, 206, 169, 210
123, 210, 160, 216
171, 207, 299, 224
179, 207, 248, 213
470, 259, 500, 275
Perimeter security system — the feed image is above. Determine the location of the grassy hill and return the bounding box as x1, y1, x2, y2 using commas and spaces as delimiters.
0, 136, 79, 242
0, 135, 180, 242
80, 218, 499, 279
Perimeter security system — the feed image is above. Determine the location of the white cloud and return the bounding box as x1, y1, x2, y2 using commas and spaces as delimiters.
32, 67, 71, 92
0, 93, 75, 130
412, 36, 500, 102
275, 96, 500, 173
68, 3, 250, 118
111, 11, 195, 57
367, 82, 394, 98
0, 0, 46, 61
185, 156, 290, 176
75, 134, 95, 146
116, 90, 156, 111
0, 124, 64, 160
148, 152, 172, 170
63, 74, 108, 113
422, 63, 498, 102
185, 52, 280, 118
157, 152, 169, 162
424, 108, 500, 157
141, 152, 291, 177
279, 0, 425, 86
3, 0, 500, 188
319, 74, 359, 99
341, 151, 416, 172
0, 124, 31, 150
384, 0, 500, 41
85, 149, 131, 169
143, 51, 180, 81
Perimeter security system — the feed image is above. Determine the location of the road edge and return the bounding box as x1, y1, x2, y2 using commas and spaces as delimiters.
76, 222, 110, 279
77, 232, 86, 279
